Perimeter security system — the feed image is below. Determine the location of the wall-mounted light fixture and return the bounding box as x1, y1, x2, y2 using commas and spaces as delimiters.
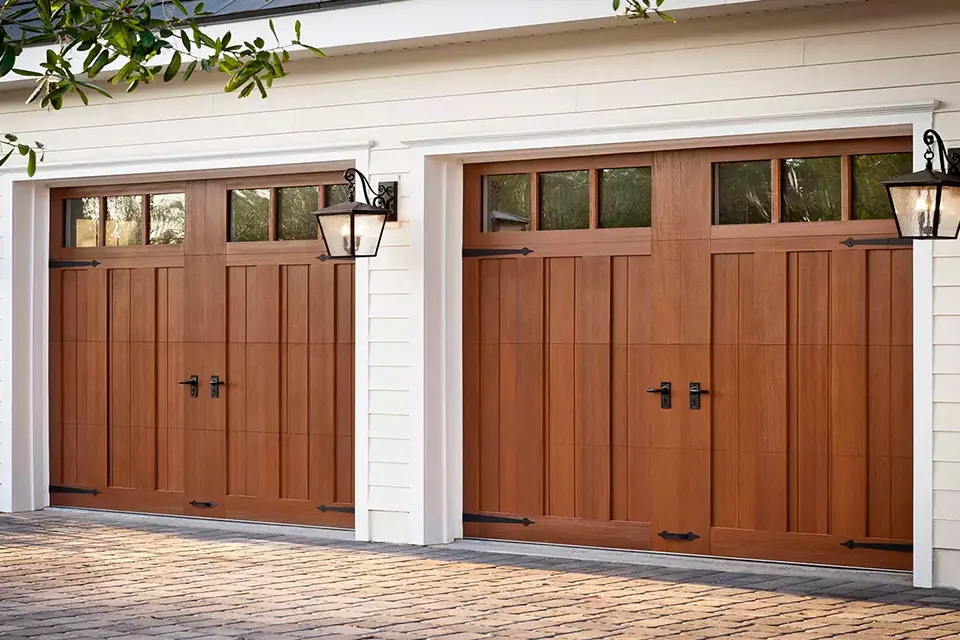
315, 168, 397, 259
883, 129, 960, 240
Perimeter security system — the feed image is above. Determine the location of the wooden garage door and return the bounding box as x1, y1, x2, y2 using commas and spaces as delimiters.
49, 175, 355, 528
463, 138, 914, 570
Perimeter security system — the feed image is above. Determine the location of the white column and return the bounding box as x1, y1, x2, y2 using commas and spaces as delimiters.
0, 179, 49, 513
408, 154, 463, 544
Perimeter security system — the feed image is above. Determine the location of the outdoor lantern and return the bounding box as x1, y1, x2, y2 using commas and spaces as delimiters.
883, 128, 960, 240
315, 168, 397, 259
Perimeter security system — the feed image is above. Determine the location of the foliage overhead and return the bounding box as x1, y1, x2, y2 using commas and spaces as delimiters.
0, 0, 323, 175
612, 0, 674, 22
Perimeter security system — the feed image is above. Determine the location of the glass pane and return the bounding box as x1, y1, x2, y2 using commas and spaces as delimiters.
229, 189, 270, 242
148, 193, 185, 245
105, 195, 143, 246
599, 167, 651, 228
853, 153, 913, 220
64, 197, 99, 247
278, 186, 320, 241
782, 157, 842, 222
324, 183, 351, 207
539, 170, 589, 231
483, 174, 530, 232
714, 161, 772, 225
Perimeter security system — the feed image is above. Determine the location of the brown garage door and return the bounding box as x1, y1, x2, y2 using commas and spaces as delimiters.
463, 138, 914, 570
49, 175, 355, 528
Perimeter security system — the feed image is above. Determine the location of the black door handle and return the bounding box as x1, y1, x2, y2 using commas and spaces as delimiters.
210, 375, 225, 399
646, 382, 671, 409
689, 382, 709, 410
178, 375, 198, 398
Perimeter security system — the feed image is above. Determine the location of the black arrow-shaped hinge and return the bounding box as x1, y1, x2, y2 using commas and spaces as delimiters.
840, 237, 911, 248
658, 530, 700, 541
841, 540, 912, 553
49, 485, 100, 495
49, 260, 100, 269
463, 513, 534, 526
317, 504, 355, 514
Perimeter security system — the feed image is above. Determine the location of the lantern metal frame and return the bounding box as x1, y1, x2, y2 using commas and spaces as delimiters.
314, 168, 397, 260
881, 128, 960, 241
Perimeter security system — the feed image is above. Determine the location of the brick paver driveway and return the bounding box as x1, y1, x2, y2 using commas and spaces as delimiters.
2, 511, 960, 639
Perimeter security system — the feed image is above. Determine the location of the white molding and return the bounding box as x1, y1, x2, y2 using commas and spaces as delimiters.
0, 176, 13, 513
353, 150, 373, 543
914, 113, 937, 589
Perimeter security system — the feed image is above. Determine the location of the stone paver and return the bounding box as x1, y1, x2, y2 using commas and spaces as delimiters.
2, 511, 960, 639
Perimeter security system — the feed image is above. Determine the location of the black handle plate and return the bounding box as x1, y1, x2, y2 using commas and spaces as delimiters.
189, 500, 216, 508
689, 382, 709, 410
658, 530, 700, 541
210, 375, 225, 399
646, 382, 671, 409
178, 375, 199, 398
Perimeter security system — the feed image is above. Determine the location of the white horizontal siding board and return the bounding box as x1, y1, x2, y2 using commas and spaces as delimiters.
369, 271, 412, 295
369, 462, 410, 488
379, 224, 411, 248
369, 366, 412, 391
934, 402, 960, 432
934, 374, 960, 403
934, 489, 960, 520
369, 390, 411, 415
368, 246, 411, 271
934, 549, 960, 589
803, 21, 960, 66
368, 510, 410, 543
935, 346, 960, 374
370, 438, 412, 465
934, 519, 960, 550
368, 486, 411, 512
934, 258, 960, 285
934, 287, 960, 316
369, 319, 412, 343
369, 294, 412, 319
577, 52, 960, 114
934, 432, 960, 462
934, 461, 960, 491
368, 414, 412, 440
935, 316, 960, 345
369, 342, 414, 367
934, 237, 960, 258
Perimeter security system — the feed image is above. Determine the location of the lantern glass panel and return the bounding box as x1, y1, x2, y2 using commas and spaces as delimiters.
889, 184, 939, 238
938, 185, 960, 239
317, 211, 387, 258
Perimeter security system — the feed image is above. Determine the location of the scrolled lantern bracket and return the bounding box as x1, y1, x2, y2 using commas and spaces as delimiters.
314, 168, 397, 261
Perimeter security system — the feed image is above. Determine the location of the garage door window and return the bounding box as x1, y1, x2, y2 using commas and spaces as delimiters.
228, 181, 351, 242
63, 190, 187, 247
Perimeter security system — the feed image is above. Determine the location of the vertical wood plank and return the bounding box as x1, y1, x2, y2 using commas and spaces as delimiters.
547, 257, 575, 517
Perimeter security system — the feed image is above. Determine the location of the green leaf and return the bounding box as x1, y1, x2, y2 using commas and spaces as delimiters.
11, 69, 43, 77
182, 60, 198, 81
17, 144, 29, 156
27, 150, 36, 177
4, 134, 17, 142
180, 30, 191, 52
613, 0, 621, 9
269, 19, 279, 44
238, 82, 255, 99
172, 0, 187, 15
163, 50, 181, 82
254, 37, 264, 49
50, 92, 63, 110
295, 20, 301, 41
254, 76, 267, 99
299, 43, 326, 58
195, 2, 205, 15
45, 48, 57, 67
74, 81, 112, 99
88, 50, 111, 77
0, 148, 14, 168
75, 86, 88, 105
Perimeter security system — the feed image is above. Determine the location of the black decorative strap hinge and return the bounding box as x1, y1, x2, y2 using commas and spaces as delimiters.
316, 254, 356, 262
49, 260, 100, 269
189, 500, 216, 508
49, 485, 100, 496
463, 513, 534, 526
463, 247, 534, 258
841, 540, 913, 553
317, 504, 355, 514
840, 237, 912, 248
658, 530, 700, 541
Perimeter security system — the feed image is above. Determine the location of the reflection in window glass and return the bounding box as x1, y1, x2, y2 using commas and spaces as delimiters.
853, 153, 913, 220
599, 167, 651, 228
229, 189, 270, 242
483, 174, 530, 232
781, 157, 842, 222
539, 170, 589, 230
278, 186, 320, 241
64, 197, 100, 247
714, 161, 772, 225
324, 183, 351, 208
149, 193, 186, 245
105, 195, 143, 246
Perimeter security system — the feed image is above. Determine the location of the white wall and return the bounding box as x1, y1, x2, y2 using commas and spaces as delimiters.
2, 0, 960, 575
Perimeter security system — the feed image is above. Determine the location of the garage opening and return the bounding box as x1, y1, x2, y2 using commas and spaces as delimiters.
49, 174, 356, 528
462, 138, 914, 570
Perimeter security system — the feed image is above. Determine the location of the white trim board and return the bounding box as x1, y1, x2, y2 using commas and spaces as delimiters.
410, 100, 938, 585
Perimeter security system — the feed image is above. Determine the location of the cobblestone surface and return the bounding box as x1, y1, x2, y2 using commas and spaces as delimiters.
2, 510, 959, 639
